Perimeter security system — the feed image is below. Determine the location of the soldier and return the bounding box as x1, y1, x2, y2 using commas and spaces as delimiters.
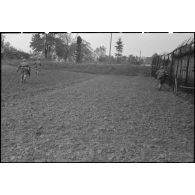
17, 59, 31, 83
156, 65, 168, 90
34, 58, 42, 75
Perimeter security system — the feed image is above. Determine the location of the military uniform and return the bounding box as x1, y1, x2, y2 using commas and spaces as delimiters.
34, 59, 41, 75
17, 60, 31, 83
156, 67, 168, 90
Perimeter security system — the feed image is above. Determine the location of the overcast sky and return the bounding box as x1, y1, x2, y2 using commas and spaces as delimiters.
4, 33, 193, 57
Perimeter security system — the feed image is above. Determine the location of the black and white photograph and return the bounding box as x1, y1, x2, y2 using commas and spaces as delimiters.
1, 32, 194, 162
0, 1, 195, 194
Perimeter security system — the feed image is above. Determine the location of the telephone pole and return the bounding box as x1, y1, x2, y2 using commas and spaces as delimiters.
109, 33, 112, 63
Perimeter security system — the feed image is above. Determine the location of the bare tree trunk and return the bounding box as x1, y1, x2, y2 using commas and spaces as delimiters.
44, 34, 48, 59
109, 33, 112, 64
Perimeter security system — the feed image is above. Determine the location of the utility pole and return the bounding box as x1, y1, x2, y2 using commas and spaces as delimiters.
109, 33, 112, 63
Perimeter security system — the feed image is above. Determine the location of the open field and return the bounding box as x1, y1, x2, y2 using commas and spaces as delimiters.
1, 61, 194, 162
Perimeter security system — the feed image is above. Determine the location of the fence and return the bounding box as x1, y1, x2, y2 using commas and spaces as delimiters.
151, 37, 194, 92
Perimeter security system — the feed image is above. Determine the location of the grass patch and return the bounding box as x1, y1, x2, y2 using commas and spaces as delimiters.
2, 59, 151, 77
42, 61, 151, 77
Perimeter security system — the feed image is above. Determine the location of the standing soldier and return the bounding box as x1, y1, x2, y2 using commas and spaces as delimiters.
17, 59, 31, 83
156, 65, 168, 90
35, 58, 42, 75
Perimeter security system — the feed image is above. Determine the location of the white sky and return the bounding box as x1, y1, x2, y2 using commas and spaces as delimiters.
3, 33, 193, 57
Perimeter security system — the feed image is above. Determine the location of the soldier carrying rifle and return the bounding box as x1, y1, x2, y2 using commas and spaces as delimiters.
17, 59, 31, 83
156, 65, 168, 90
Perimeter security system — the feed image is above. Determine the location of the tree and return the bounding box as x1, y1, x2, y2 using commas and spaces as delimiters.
1, 34, 5, 48
54, 34, 94, 63
81, 40, 94, 62
55, 38, 66, 60
44, 33, 56, 59
58, 33, 73, 46
2, 41, 30, 59
115, 38, 124, 63
76, 36, 82, 63
55, 33, 74, 62
30, 33, 56, 59
94, 46, 106, 62
30, 33, 44, 53
128, 54, 137, 64
1, 34, 5, 57
109, 33, 112, 63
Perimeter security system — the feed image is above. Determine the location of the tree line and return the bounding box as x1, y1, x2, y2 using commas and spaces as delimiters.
29, 33, 94, 63
1, 33, 152, 64
1, 35, 30, 59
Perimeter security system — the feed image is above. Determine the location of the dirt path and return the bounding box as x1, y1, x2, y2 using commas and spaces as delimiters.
1, 74, 194, 162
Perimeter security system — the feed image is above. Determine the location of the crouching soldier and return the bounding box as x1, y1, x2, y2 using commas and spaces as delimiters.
17, 59, 31, 83
156, 65, 168, 90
